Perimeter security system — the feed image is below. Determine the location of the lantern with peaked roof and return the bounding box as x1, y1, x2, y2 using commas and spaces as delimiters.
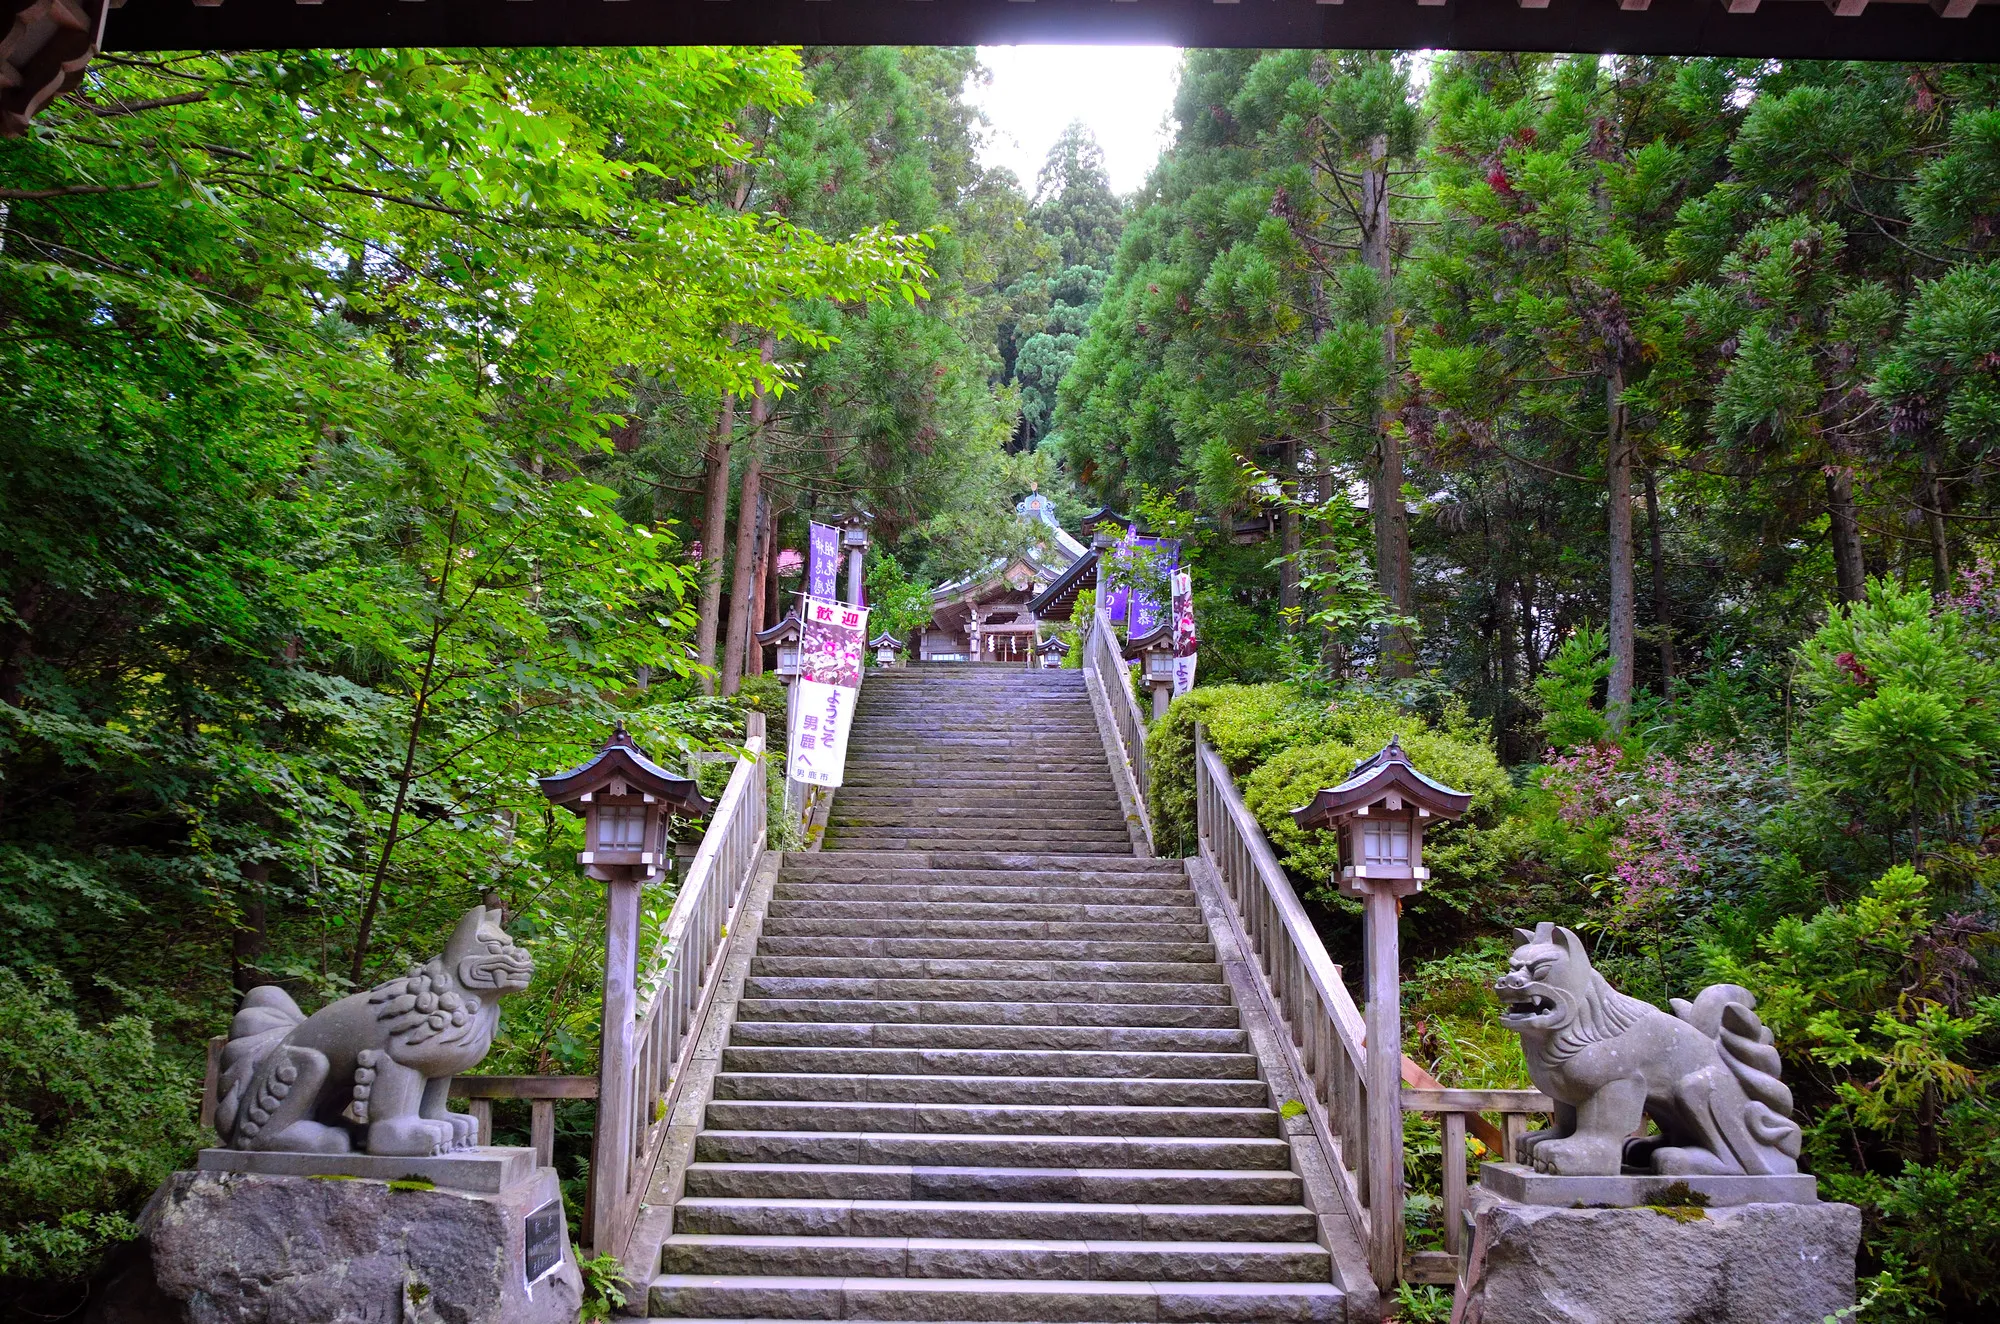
1290, 738, 1470, 898
1034, 635, 1071, 669
869, 631, 907, 668
1122, 620, 1177, 719
758, 608, 806, 679
537, 724, 711, 882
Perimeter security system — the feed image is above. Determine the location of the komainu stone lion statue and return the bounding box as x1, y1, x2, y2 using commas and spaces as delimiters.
1494, 923, 1803, 1177
216, 905, 533, 1157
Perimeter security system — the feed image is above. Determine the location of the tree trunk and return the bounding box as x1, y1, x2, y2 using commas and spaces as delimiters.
1605, 365, 1636, 733
1520, 573, 1540, 682
1362, 135, 1413, 677
747, 493, 773, 677
695, 395, 736, 695
231, 863, 269, 996
763, 502, 785, 631
1826, 443, 1867, 605
720, 451, 764, 696
1279, 439, 1301, 617
1643, 466, 1675, 697
1922, 441, 1951, 593
721, 352, 776, 696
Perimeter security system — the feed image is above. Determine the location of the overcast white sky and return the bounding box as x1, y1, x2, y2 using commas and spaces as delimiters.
968, 46, 1184, 199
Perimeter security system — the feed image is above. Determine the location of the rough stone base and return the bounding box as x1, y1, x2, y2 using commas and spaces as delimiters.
1451, 1186, 1860, 1324
89, 1165, 582, 1324
1478, 1160, 1820, 1207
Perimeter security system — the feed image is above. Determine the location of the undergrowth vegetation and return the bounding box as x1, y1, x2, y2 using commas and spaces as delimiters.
1147, 570, 2000, 1317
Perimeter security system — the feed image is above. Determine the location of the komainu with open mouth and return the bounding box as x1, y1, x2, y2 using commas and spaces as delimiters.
1494, 922, 1802, 1177
215, 905, 534, 1157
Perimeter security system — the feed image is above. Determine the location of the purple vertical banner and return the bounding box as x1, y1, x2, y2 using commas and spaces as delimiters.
1102, 527, 1135, 625
807, 521, 839, 600
1127, 538, 1179, 639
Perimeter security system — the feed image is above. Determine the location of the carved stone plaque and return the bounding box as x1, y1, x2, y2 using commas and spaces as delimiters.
523, 1198, 564, 1285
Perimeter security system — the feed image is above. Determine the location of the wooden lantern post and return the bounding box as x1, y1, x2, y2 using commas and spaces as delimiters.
1121, 622, 1176, 720
868, 630, 907, 669
757, 609, 806, 821
1291, 738, 1470, 1288
839, 506, 873, 608
536, 724, 710, 1250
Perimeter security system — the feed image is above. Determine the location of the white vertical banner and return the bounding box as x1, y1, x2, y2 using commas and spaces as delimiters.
1170, 568, 1198, 697
788, 594, 868, 788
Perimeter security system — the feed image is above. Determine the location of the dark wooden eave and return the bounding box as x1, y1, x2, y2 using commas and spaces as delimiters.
1, 0, 107, 136
1290, 738, 1471, 830
1122, 622, 1171, 658
97, 0, 2000, 64
756, 609, 803, 648
1026, 548, 1098, 623
537, 724, 712, 818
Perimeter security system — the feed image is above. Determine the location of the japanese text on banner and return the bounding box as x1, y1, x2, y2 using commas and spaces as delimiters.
788, 594, 868, 788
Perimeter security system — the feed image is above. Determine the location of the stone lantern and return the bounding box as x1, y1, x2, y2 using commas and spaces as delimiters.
536, 724, 708, 1243
1122, 621, 1176, 720
839, 505, 873, 607
1035, 634, 1071, 669
1291, 737, 1469, 1285
869, 631, 907, 668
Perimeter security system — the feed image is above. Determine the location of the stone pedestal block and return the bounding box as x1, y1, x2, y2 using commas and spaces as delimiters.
1451, 1186, 1860, 1324
90, 1155, 582, 1324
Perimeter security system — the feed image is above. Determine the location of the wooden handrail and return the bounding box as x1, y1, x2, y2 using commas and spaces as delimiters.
591, 719, 767, 1263
1195, 730, 1387, 1281
1082, 605, 1148, 802
1194, 725, 1550, 1287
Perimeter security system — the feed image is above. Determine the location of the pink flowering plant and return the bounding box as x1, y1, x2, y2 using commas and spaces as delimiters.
1541, 737, 1787, 930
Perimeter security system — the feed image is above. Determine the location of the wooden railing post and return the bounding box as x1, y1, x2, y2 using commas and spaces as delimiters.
1361, 882, 1404, 1286
592, 872, 640, 1252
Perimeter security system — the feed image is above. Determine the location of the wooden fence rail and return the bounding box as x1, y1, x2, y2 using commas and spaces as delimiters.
590, 716, 767, 1259
1192, 726, 1548, 1290
1082, 605, 1148, 803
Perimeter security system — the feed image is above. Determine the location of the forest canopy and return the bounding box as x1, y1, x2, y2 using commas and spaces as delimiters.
5, 40, 2000, 1324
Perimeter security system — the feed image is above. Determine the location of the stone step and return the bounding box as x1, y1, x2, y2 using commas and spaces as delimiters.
716, 1047, 1258, 1081
701, 1100, 1279, 1140
756, 902, 1193, 926
827, 807, 1126, 822
751, 937, 1214, 964
816, 776, 1118, 790
672, 1197, 1319, 1243
710, 1074, 1268, 1109
657, 1234, 1330, 1283
732, 997, 1237, 1028
782, 852, 1170, 872
825, 835, 1137, 852
770, 868, 1188, 890
756, 918, 1214, 943
680, 1163, 1305, 1205
742, 977, 1234, 1007
745, 957, 1221, 987
726, 1022, 1243, 1053
768, 884, 1195, 909
647, 1274, 1344, 1321
690, 1131, 1292, 1170
830, 790, 1118, 805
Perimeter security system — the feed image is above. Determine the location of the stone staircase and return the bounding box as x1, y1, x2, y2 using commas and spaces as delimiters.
647, 666, 1347, 1322
823, 669, 1136, 852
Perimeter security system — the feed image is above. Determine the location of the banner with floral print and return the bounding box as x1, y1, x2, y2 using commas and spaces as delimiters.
789, 593, 868, 787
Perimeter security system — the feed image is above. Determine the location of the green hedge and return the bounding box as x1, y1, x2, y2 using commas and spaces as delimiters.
1149, 684, 1515, 910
